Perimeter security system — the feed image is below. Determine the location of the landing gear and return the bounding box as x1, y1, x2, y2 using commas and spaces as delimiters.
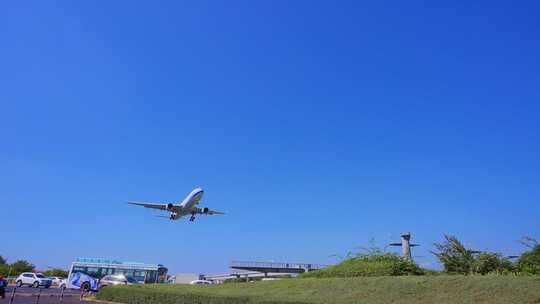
189, 213, 196, 222
170, 214, 175, 220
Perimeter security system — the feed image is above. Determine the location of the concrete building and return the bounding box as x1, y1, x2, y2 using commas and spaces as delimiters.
167, 273, 204, 284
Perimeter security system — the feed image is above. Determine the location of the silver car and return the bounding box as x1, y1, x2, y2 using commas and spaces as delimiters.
98, 275, 138, 289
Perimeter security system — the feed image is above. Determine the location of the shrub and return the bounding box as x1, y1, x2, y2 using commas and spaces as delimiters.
474, 252, 514, 275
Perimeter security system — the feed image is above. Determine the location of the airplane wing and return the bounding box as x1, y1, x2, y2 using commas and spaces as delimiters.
128, 201, 168, 211
205, 210, 225, 215
195, 207, 225, 215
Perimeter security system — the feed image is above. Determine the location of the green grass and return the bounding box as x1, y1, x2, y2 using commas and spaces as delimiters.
96, 275, 540, 304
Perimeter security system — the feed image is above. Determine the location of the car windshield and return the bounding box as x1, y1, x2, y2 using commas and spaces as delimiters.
36, 274, 46, 278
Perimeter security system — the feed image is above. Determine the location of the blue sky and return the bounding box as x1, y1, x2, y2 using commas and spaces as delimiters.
1, 1, 539, 274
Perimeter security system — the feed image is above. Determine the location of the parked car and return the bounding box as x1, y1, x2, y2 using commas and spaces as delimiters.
189, 280, 212, 285
98, 275, 138, 289
15, 273, 52, 288
48, 277, 65, 286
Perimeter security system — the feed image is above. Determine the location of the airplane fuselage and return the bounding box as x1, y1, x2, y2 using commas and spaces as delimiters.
169, 187, 204, 220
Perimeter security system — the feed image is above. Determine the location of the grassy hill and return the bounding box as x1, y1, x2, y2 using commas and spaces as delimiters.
96, 275, 540, 304
299, 253, 427, 278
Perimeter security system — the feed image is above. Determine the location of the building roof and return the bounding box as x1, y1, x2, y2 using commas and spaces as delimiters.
73, 258, 165, 270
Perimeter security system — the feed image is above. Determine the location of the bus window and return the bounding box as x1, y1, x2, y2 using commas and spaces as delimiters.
114, 269, 123, 275
145, 271, 157, 283
104, 268, 114, 275
72, 266, 87, 274
134, 271, 145, 282
86, 267, 101, 278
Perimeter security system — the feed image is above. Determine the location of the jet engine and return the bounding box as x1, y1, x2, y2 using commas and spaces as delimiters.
201, 207, 209, 214
167, 203, 174, 210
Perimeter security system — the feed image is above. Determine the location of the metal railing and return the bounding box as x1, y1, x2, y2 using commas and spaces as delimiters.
5, 286, 87, 304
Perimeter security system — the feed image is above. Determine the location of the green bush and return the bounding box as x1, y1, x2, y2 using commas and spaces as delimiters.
299, 253, 426, 278
474, 252, 515, 275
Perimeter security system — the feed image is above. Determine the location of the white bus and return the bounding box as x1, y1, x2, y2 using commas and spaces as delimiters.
66, 258, 168, 291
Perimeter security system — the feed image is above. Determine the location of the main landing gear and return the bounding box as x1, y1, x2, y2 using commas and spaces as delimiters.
189, 212, 196, 222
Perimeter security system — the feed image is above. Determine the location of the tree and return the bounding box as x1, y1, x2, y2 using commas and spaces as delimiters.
0, 256, 9, 276
517, 237, 540, 275
0, 264, 9, 276
9, 260, 34, 276
43, 268, 69, 278
432, 235, 476, 274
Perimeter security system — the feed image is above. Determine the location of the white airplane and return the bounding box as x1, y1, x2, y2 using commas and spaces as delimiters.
128, 187, 224, 221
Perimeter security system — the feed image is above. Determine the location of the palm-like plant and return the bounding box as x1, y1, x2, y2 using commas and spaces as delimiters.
432, 235, 476, 274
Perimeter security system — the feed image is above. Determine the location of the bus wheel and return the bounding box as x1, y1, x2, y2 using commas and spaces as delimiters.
82, 282, 91, 292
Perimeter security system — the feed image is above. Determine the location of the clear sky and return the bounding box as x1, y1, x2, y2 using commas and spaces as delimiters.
1, 1, 539, 274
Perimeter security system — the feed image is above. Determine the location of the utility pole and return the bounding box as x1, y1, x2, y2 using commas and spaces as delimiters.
389, 232, 419, 261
